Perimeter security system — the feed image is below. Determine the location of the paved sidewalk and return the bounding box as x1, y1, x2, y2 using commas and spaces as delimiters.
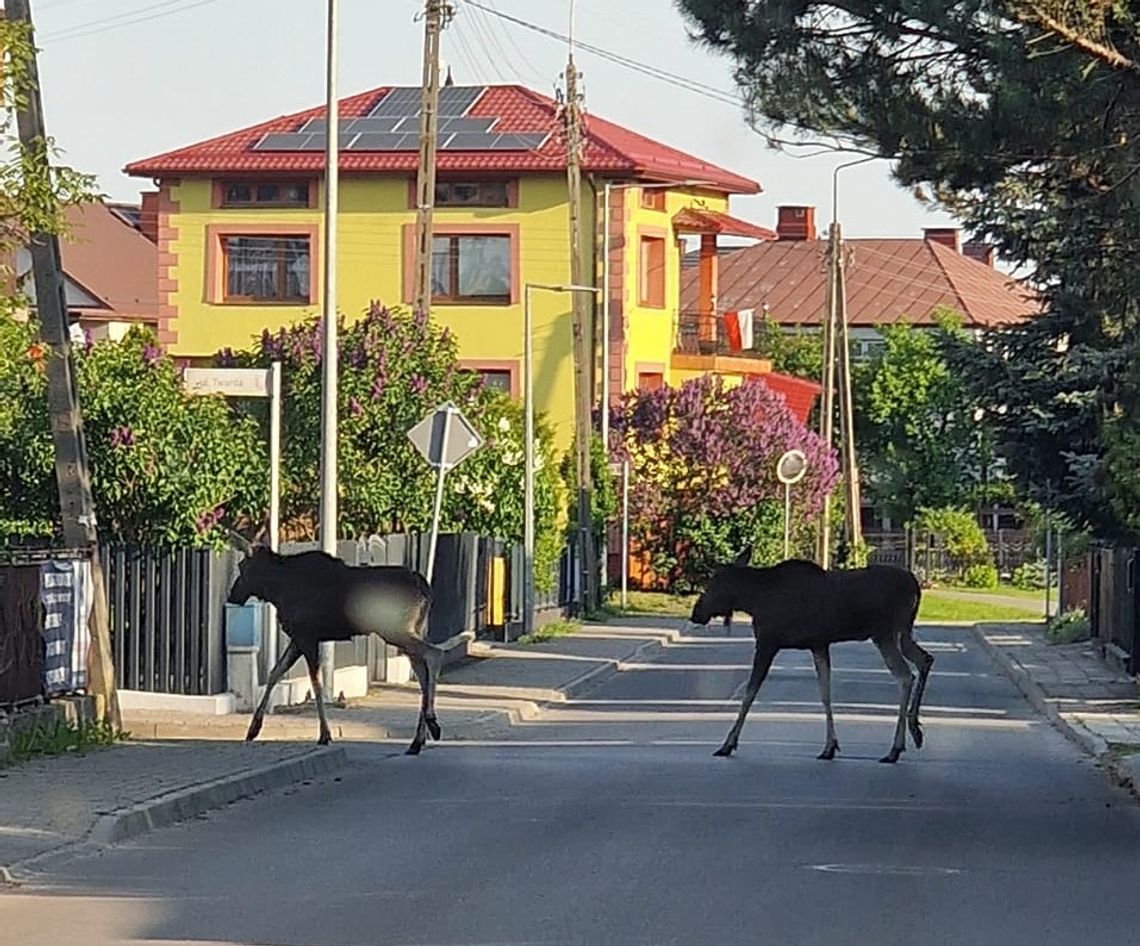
0, 740, 343, 884
974, 622, 1140, 795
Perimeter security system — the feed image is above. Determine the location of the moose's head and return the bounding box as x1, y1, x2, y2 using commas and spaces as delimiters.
688, 545, 751, 626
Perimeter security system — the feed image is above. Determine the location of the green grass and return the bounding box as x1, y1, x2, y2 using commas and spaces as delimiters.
4, 718, 127, 766
610, 588, 1036, 625
517, 619, 581, 645
937, 583, 1053, 601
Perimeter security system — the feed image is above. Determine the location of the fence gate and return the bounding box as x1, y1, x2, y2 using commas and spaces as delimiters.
1090, 546, 1137, 675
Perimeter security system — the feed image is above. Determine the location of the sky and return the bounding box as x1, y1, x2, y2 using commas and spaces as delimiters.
31, 0, 959, 239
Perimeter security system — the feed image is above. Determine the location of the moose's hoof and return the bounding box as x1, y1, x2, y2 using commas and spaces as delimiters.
713, 744, 736, 758
317, 732, 332, 746
879, 748, 903, 764
245, 718, 264, 743
817, 742, 839, 761
405, 741, 424, 756
427, 717, 442, 741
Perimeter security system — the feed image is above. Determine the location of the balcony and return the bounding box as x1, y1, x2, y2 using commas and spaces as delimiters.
672, 310, 774, 374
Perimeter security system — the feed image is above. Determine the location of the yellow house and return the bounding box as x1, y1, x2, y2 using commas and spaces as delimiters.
125, 83, 779, 445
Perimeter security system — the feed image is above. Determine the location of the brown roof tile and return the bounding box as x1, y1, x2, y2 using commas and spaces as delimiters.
684, 237, 1039, 329
60, 201, 157, 320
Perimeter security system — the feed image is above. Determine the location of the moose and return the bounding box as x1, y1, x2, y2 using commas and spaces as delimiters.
689, 555, 930, 764
226, 535, 443, 755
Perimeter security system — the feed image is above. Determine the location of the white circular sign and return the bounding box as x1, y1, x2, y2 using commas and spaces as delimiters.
776, 449, 808, 485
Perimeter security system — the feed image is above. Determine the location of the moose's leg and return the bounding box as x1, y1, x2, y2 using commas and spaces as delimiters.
303, 648, 333, 746
899, 631, 935, 749
811, 645, 840, 760
874, 635, 914, 764
714, 641, 778, 757
246, 640, 301, 742
405, 653, 430, 756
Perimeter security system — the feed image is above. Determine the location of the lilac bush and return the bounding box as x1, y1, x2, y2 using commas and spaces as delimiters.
609, 374, 838, 590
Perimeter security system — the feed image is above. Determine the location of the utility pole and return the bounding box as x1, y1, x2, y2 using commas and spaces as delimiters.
7, 0, 120, 728
412, 0, 452, 315
816, 225, 839, 569
318, 0, 340, 691
835, 228, 863, 561
562, 24, 598, 613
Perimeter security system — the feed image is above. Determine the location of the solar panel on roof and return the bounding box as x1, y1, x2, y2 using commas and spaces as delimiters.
439, 116, 495, 133
369, 87, 420, 116
255, 132, 315, 151
439, 132, 499, 150
488, 133, 547, 150
349, 132, 407, 151
345, 116, 401, 134
438, 86, 482, 115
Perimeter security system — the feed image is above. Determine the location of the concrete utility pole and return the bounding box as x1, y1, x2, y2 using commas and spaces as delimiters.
7, 0, 120, 728
562, 21, 598, 614
318, 0, 340, 690
412, 0, 452, 315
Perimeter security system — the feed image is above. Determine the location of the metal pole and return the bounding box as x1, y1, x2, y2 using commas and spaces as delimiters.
1044, 515, 1053, 620
601, 182, 612, 454
426, 409, 452, 585
523, 286, 536, 639
1057, 525, 1065, 615
784, 481, 792, 561
318, 0, 340, 691
621, 458, 629, 610
267, 361, 282, 672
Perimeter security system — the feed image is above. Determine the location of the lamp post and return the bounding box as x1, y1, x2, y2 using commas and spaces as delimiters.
524, 283, 600, 638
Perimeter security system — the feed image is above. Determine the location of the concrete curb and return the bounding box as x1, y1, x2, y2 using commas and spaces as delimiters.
972, 623, 1138, 798
1, 745, 346, 886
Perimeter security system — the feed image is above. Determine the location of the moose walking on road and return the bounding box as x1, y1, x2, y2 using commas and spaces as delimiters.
227, 538, 443, 755
689, 557, 930, 764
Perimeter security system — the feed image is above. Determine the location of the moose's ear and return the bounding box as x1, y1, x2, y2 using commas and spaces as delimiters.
251, 519, 269, 548
732, 545, 752, 567
226, 529, 254, 557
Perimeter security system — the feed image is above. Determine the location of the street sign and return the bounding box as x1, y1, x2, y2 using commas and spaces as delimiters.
407, 402, 483, 470
408, 403, 484, 583
183, 367, 271, 398
776, 449, 808, 486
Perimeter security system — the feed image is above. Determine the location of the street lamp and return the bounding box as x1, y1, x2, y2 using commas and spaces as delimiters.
524, 283, 600, 639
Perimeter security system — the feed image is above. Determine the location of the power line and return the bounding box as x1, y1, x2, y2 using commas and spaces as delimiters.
41, 0, 224, 44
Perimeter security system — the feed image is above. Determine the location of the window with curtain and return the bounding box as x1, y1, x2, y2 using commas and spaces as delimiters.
430, 235, 511, 303
222, 236, 311, 303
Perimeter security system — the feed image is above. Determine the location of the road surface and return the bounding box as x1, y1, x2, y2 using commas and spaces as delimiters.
4, 623, 1139, 946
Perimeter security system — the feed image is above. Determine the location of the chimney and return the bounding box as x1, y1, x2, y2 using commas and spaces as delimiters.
139, 191, 159, 243
777, 205, 816, 242
962, 240, 995, 267
923, 227, 960, 252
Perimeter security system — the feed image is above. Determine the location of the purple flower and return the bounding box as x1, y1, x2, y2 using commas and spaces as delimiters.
410, 374, 427, 395
370, 374, 386, 400
109, 426, 135, 448
349, 396, 363, 417
142, 343, 160, 366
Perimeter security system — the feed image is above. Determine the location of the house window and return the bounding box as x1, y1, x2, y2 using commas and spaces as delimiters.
478, 370, 513, 394
637, 371, 665, 392
640, 188, 666, 212
431, 235, 511, 303
221, 181, 310, 207
222, 236, 311, 303
639, 235, 666, 308
434, 180, 510, 207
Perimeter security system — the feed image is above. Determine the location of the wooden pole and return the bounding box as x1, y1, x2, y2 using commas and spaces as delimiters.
835, 228, 863, 562
563, 52, 597, 613
816, 223, 840, 568
7, 0, 119, 728
412, 0, 449, 315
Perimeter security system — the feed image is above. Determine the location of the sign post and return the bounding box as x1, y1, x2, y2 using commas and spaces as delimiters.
183, 364, 283, 670
407, 402, 483, 583
776, 449, 809, 561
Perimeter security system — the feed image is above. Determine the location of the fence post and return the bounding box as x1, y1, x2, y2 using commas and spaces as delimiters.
205, 549, 233, 696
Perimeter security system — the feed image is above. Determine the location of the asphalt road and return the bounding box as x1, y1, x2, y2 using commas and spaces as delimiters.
5, 623, 1140, 946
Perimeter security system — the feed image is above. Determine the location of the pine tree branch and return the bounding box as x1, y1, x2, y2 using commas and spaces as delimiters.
1016, 3, 1140, 75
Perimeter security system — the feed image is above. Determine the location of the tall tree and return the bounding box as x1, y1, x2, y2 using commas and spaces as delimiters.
676, 0, 1140, 536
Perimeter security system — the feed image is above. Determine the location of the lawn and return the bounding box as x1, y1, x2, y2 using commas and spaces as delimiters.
613, 588, 1039, 624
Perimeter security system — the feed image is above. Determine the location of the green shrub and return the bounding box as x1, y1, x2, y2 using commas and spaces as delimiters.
1012, 559, 1047, 590
1046, 608, 1090, 644
962, 562, 999, 589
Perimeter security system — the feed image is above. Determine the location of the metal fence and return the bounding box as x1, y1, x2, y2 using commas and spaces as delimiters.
100, 544, 228, 696
1089, 545, 1137, 675
865, 528, 1037, 578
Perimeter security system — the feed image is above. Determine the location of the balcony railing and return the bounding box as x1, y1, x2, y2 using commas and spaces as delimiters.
674, 310, 769, 358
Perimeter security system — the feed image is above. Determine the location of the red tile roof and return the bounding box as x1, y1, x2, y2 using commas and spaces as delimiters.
759, 371, 820, 424
60, 202, 157, 321
672, 207, 777, 241
683, 237, 1039, 329
124, 85, 760, 195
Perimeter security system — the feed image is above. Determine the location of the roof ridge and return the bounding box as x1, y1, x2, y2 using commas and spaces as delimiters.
924, 240, 971, 314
